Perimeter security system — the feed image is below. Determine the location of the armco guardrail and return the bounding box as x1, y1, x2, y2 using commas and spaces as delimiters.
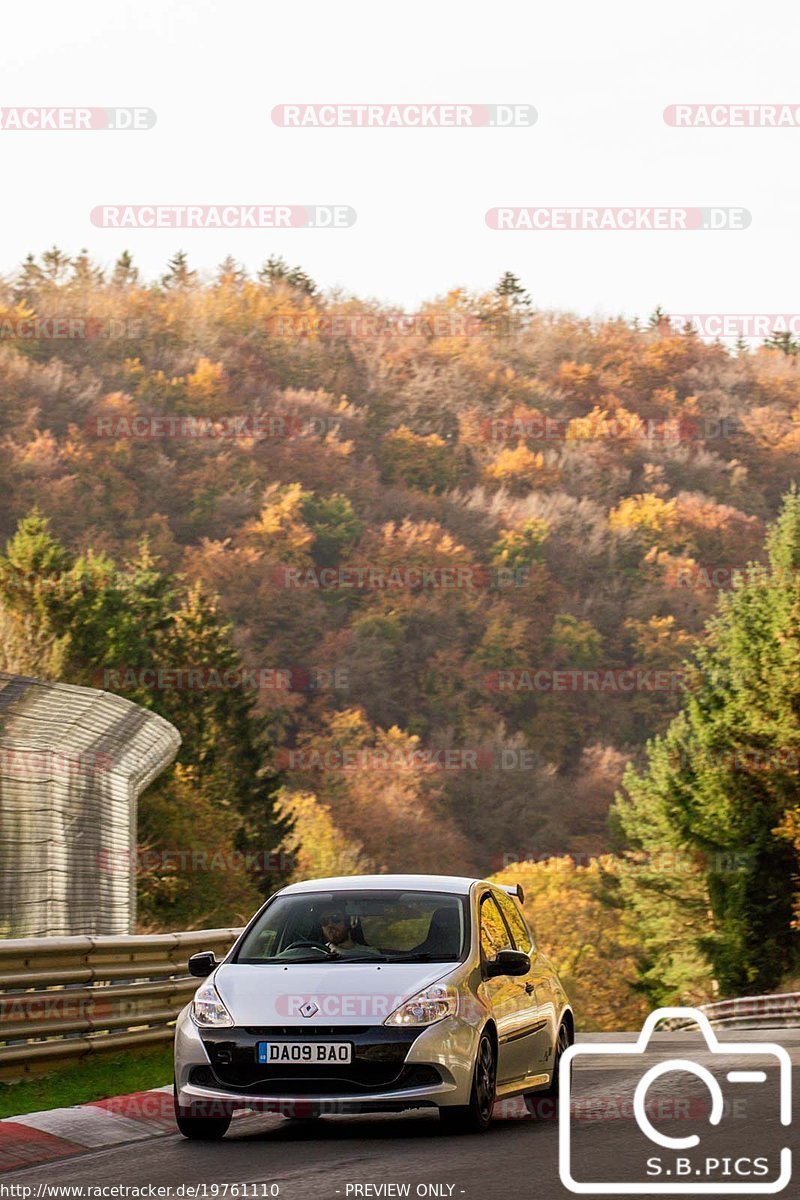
667, 992, 800, 1031
0, 927, 241, 1081
2, 933, 797, 1083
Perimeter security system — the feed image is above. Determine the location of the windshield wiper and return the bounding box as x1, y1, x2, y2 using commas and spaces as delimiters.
382, 953, 458, 962
286, 955, 340, 962
257, 952, 341, 963
333, 953, 390, 962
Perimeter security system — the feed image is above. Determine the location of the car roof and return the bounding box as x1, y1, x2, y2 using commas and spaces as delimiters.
277, 873, 487, 897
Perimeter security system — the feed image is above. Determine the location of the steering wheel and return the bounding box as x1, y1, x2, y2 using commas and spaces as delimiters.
281, 940, 333, 954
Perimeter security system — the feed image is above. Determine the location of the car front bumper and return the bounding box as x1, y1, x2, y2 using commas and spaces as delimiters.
174, 1005, 477, 1113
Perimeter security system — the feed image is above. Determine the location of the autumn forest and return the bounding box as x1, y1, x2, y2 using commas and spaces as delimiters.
1, 249, 799, 1027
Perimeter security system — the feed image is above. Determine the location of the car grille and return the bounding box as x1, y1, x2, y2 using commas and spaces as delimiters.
243, 1026, 371, 1037
192, 1062, 441, 1096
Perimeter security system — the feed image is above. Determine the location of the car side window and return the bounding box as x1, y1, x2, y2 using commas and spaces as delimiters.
480, 893, 513, 960
494, 890, 533, 953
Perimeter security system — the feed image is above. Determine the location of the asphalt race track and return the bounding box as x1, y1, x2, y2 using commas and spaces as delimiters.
4, 1032, 798, 1199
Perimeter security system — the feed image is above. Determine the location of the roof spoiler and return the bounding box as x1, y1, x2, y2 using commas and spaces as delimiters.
499, 883, 525, 904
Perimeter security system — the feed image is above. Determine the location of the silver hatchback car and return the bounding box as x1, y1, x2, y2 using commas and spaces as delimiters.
174, 873, 573, 1137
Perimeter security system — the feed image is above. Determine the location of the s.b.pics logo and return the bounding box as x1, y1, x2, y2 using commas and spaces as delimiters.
559, 1007, 792, 1194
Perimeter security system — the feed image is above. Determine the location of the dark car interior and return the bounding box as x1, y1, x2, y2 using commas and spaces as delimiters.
235, 892, 467, 962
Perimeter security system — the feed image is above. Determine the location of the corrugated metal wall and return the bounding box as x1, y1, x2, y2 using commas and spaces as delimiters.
0, 673, 181, 937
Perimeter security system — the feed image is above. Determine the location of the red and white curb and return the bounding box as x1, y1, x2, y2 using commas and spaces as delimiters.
0, 1086, 178, 1173
0, 1090, 529, 1173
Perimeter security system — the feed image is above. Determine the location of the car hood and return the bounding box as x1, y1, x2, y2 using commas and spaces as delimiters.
212, 961, 455, 1026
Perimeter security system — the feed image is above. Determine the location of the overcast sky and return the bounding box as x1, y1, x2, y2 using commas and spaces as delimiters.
2, 0, 798, 322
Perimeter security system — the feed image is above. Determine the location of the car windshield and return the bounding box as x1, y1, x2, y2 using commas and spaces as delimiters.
235, 889, 469, 964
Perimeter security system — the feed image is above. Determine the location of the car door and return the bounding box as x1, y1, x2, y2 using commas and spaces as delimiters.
477, 891, 520, 1086
493, 888, 554, 1082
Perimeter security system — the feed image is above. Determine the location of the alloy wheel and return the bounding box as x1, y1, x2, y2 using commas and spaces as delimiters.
475, 1034, 497, 1120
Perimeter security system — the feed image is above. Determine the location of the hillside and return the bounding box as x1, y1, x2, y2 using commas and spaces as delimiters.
1, 251, 799, 905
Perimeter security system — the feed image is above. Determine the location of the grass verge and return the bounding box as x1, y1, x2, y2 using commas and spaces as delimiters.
0, 1046, 173, 1118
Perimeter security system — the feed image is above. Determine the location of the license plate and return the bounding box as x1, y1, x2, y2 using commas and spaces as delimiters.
257, 1041, 352, 1064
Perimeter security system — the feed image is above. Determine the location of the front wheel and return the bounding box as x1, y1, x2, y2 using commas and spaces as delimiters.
439, 1031, 497, 1133
524, 1020, 571, 1120
173, 1084, 231, 1140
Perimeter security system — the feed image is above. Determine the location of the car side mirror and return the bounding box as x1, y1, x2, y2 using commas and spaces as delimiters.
485, 949, 530, 978
188, 951, 219, 978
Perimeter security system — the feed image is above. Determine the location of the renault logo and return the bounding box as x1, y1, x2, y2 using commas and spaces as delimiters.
300, 1001, 319, 1018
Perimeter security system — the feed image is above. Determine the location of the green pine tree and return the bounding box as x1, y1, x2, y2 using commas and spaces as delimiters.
111, 250, 139, 288
13, 253, 46, 301
0, 511, 73, 677
41, 245, 71, 284
70, 249, 105, 287
0, 514, 285, 914
614, 491, 800, 1000
215, 255, 247, 289
495, 271, 531, 308
258, 255, 318, 297
300, 492, 364, 568
764, 330, 800, 356
162, 250, 198, 290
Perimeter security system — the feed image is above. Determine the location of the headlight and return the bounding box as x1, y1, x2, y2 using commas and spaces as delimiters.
191, 979, 234, 1027
384, 984, 458, 1027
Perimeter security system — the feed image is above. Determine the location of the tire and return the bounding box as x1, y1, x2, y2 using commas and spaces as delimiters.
439, 1030, 497, 1133
173, 1083, 232, 1140
524, 1019, 571, 1120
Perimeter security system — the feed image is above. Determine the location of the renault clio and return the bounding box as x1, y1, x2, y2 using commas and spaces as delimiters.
174, 874, 573, 1137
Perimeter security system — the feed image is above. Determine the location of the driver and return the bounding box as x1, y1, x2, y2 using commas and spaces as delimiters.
318, 906, 380, 957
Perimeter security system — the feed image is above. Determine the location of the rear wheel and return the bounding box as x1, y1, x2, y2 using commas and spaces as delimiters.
173, 1083, 231, 1140
524, 1019, 571, 1120
439, 1031, 497, 1133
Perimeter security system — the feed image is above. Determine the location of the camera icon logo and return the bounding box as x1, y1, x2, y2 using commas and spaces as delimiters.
558, 1006, 792, 1194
